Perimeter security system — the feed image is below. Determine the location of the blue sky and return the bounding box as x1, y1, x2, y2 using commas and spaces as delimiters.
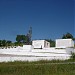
0, 0, 74, 42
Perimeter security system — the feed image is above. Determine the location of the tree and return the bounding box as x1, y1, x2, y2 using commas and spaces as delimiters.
62, 33, 74, 39
1, 40, 7, 47
6, 41, 12, 46
46, 39, 55, 47
0, 40, 2, 47
16, 35, 22, 43
16, 35, 29, 45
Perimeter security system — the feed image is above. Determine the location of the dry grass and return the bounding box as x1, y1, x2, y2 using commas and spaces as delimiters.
0, 60, 75, 75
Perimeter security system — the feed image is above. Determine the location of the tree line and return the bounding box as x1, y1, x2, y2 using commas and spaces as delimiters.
0, 32, 75, 47
0, 34, 32, 47
0, 40, 12, 47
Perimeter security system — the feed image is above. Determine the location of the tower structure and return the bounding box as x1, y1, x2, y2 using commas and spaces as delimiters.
26, 27, 32, 45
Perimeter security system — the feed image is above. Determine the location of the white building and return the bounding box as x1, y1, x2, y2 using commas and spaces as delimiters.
56, 39, 74, 48
32, 40, 50, 49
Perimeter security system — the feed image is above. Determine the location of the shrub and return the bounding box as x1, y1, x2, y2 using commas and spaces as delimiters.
71, 53, 75, 59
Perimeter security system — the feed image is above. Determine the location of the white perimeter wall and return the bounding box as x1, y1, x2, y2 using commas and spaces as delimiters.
23, 45, 33, 51
0, 47, 74, 62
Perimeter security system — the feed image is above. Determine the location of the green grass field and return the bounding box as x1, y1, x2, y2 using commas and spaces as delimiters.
0, 60, 75, 75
